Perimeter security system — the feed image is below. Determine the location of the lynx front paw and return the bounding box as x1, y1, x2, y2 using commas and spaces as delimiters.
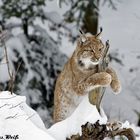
97, 72, 112, 87
111, 80, 121, 94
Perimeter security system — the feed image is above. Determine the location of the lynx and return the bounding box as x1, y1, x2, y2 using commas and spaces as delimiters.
53, 30, 121, 123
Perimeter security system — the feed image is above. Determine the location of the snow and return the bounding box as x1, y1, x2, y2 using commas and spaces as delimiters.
130, 124, 140, 139
44, 11, 62, 24
47, 95, 107, 140
0, 91, 106, 140
0, 91, 54, 140
0, 0, 140, 136
98, 0, 140, 124
0, 64, 10, 82
44, 0, 140, 125
0, 91, 107, 140
0, 24, 67, 127
1, 91, 140, 139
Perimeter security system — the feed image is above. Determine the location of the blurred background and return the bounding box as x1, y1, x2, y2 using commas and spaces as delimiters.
0, 0, 140, 128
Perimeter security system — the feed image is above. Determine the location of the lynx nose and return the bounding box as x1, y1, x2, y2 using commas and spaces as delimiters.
91, 58, 98, 62
95, 58, 98, 62
95, 53, 101, 60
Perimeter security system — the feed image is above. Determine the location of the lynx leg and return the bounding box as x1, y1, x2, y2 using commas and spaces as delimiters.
53, 91, 73, 123
87, 72, 112, 87
106, 67, 121, 94
53, 106, 68, 123
74, 72, 112, 94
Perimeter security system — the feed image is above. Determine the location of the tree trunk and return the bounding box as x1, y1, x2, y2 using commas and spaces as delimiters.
22, 18, 28, 37
82, 0, 100, 35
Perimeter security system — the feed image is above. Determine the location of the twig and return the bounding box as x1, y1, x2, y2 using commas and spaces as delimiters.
9, 101, 24, 109
5, 113, 18, 120
3, 42, 16, 94
0, 28, 22, 94
10, 61, 22, 94
4, 43, 16, 94
15, 61, 22, 77
0, 28, 14, 94
3, 41, 12, 79
0, 103, 11, 109
102, 0, 117, 10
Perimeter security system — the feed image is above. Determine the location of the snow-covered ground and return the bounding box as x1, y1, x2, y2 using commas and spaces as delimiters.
0, 91, 54, 140
0, 91, 106, 140
0, 0, 140, 130
0, 91, 140, 140
47, 95, 107, 139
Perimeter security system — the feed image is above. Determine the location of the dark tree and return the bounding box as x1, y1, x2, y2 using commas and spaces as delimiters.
59, 0, 117, 35
0, 0, 45, 37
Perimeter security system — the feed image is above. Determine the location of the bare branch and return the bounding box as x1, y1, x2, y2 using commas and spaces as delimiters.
88, 39, 110, 112
3, 43, 12, 79
0, 28, 14, 94
11, 61, 22, 93
0, 28, 22, 94
14, 61, 22, 78
5, 113, 18, 120
102, 0, 117, 10
9, 101, 24, 109
67, 121, 136, 140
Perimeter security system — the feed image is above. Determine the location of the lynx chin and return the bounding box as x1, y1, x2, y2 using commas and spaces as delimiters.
53, 31, 121, 123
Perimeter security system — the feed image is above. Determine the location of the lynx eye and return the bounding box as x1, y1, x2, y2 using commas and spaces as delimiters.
99, 48, 103, 51
84, 49, 90, 52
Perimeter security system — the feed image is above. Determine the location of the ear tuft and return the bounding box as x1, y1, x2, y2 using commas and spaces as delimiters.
95, 27, 103, 39
79, 29, 87, 43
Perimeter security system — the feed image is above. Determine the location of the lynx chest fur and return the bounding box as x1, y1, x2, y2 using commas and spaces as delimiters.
53, 33, 121, 123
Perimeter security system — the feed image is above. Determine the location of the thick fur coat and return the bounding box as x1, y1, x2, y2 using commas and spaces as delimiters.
53, 34, 121, 123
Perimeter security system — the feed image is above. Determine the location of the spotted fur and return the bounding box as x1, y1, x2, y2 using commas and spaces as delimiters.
53, 35, 121, 123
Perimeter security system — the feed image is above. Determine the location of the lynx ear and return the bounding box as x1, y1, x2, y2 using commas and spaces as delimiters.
106, 40, 109, 47
95, 27, 103, 39
79, 29, 87, 44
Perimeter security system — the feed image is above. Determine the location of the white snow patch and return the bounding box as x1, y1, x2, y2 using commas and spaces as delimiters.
1, 91, 140, 140
47, 95, 107, 140
0, 91, 55, 140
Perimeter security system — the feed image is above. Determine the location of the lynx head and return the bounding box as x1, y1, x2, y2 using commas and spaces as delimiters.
75, 29, 105, 70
